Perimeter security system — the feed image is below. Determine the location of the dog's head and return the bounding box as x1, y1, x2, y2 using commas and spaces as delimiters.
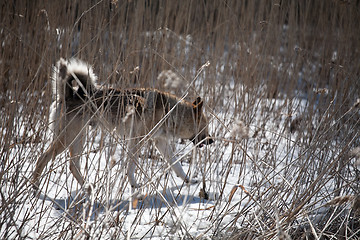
179, 97, 214, 148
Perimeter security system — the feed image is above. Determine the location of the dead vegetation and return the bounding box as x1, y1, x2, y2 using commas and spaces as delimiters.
1, 0, 360, 239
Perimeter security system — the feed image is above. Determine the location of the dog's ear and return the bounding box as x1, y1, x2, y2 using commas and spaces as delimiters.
193, 96, 203, 112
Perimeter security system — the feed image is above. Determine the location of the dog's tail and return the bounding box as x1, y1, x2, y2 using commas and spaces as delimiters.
52, 58, 98, 100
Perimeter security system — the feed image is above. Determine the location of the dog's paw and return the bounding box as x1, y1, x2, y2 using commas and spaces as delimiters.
131, 183, 141, 189
32, 187, 40, 198
185, 178, 198, 185
31, 182, 41, 197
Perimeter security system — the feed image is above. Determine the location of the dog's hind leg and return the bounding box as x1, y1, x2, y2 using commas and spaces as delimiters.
154, 138, 197, 184
32, 139, 67, 190
69, 135, 85, 186
32, 116, 85, 190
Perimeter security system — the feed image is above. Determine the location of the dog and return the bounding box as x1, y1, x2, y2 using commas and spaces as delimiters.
32, 58, 213, 191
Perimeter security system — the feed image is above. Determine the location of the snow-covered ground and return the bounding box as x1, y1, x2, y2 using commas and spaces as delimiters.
1, 28, 359, 239
3, 93, 336, 239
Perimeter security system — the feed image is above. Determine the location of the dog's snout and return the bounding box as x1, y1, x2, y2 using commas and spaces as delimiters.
200, 136, 214, 147
206, 137, 214, 145
191, 135, 214, 148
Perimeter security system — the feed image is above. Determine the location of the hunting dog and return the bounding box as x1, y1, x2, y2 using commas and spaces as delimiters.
32, 58, 213, 191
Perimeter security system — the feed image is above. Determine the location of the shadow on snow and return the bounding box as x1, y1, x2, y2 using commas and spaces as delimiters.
37, 184, 210, 220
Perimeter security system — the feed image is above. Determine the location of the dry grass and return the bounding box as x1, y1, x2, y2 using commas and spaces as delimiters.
1, 0, 360, 239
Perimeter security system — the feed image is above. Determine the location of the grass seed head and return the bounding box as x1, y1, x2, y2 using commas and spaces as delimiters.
158, 70, 184, 94
231, 120, 249, 139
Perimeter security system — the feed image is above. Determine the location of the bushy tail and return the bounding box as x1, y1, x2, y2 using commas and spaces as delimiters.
52, 58, 98, 100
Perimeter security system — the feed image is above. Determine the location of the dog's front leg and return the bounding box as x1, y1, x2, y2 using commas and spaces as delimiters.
154, 138, 197, 184
127, 158, 140, 188
126, 141, 141, 188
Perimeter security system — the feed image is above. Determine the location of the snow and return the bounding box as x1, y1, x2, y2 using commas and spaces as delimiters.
3, 85, 359, 239
0, 94, 302, 239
